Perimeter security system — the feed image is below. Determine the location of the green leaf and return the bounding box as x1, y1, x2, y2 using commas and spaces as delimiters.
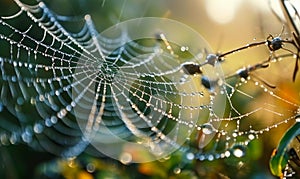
269, 121, 300, 177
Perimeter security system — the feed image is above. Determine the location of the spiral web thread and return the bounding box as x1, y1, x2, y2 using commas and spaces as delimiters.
0, 0, 299, 164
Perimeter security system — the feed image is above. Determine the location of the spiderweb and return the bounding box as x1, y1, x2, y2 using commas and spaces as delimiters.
0, 0, 300, 175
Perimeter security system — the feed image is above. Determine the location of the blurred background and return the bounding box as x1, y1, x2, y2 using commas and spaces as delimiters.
0, 0, 299, 178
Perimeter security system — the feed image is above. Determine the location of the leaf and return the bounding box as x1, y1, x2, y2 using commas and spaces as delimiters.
269, 121, 300, 177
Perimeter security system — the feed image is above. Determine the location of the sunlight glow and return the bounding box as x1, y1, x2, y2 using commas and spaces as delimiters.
204, 0, 242, 24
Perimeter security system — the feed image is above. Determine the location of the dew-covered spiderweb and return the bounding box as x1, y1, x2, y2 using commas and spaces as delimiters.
1, 0, 300, 177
